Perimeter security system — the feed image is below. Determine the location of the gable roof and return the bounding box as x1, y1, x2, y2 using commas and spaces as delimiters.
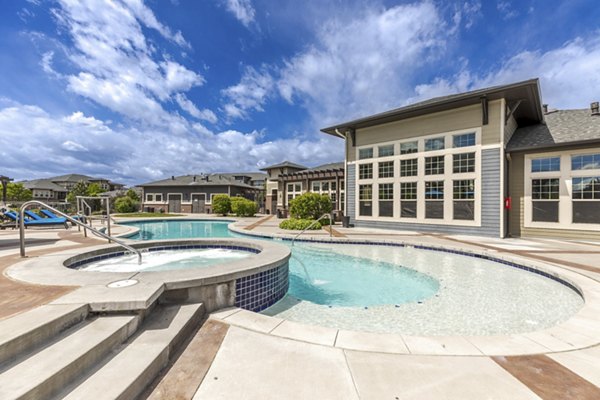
507, 109, 600, 152
138, 174, 257, 189
49, 174, 95, 182
259, 161, 307, 171
21, 179, 68, 191
321, 79, 543, 136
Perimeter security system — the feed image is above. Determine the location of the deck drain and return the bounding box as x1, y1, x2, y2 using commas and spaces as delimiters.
107, 279, 139, 288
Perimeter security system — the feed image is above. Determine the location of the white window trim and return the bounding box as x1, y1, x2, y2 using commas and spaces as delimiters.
524, 148, 600, 230
354, 127, 482, 226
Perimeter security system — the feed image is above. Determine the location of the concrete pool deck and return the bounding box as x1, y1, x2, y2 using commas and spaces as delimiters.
1, 214, 600, 398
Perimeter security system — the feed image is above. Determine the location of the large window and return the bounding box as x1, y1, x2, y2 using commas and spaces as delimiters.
359, 163, 373, 179
378, 161, 394, 178
378, 144, 395, 157
400, 182, 417, 218
453, 153, 475, 173
425, 156, 444, 175
453, 132, 476, 148
400, 141, 418, 154
572, 154, 600, 170
572, 177, 600, 224
425, 137, 445, 151
359, 184, 372, 216
359, 148, 373, 159
400, 159, 418, 177
425, 181, 444, 219
378, 183, 394, 217
531, 157, 560, 172
453, 180, 475, 220
286, 182, 303, 204
531, 178, 559, 222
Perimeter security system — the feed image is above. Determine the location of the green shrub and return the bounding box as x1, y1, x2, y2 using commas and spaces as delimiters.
212, 194, 231, 216
279, 218, 322, 230
231, 197, 258, 217
114, 196, 139, 213
289, 192, 332, 220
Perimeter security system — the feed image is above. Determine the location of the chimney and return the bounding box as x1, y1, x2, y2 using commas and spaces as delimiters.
193, 175, 196, 182
542, 104, 548, 114
171, 175, 175, 180
591, 102, 600, 116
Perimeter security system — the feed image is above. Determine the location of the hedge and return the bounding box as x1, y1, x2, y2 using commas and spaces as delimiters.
279, 218, 323, 230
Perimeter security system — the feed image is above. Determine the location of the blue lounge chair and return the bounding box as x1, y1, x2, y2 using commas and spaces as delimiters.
3, 210, 68, 228
24, 210, 44, 220
41, 209, 83, 222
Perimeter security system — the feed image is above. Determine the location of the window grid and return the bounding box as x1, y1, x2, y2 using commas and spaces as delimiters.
359, 163, 373, 180
400, 158, 418, 177
378, 161, 394, 178
359, 184, 372, 200
532, 157, 560, 172
453, 132, 476, 148
532, 179, 559, 200
572, 154, 600, 171
453, 152, 475, 173
400, 182, 417, 200
359, 148, 373, 159
425, 156, 445, 175
379, 183, 394, 200
572, 177, 600, 200
453, 180, 475, 199
378, 144, 395, 157
425, 181, 444, 199
424, 137, 445, 151
400, 141, 418, 154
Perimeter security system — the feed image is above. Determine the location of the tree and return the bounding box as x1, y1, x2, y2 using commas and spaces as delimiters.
4, 182, 32, 201
66, 181, 89, 203
114, 196, 139, 213
86, 182, 105, 197
212, 194, 231, 216
126, 188, 140, 201
289, 192, 332, 220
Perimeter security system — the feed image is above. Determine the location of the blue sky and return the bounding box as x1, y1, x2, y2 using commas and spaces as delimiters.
0, 0, 599, 185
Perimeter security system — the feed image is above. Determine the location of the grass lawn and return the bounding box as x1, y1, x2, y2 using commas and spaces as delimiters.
113, 212, 184, 218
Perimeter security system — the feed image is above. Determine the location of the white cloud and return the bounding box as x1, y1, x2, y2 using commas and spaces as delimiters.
222, 0, 256, 28
174, 93, 217, 123
497, 1, 518, 20
221, 66, 274, 120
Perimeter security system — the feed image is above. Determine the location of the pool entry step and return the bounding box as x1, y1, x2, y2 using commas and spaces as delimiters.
0, 302, 205, 400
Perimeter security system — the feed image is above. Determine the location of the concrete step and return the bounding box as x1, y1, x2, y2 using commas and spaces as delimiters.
0, 315, 139, 400
0, 303, 89, 366
62, 303, 205, 400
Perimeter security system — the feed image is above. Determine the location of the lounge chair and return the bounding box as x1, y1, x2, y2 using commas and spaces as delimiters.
24, 210, 44, 220
3, 210, 68, 228
40, 209, 84, 222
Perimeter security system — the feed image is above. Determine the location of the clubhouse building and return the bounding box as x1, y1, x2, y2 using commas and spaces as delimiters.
322, 79, 600, 239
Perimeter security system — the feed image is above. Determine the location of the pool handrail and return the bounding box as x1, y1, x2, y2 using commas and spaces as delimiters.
19, 200, 142, 265
291, 213, 333, 246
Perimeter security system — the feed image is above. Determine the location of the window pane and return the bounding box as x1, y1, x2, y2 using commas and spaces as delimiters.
454, 201, 475, 220
532, 201, 559, 222
400, 141, 418, 154
359, 184, 372, 200
573, 201, 600, 224
287, 183, 293, 191
378, 161, 394, 178
358, 163, 373, 179
156, 194, 162, 202
425, 202, 444, 219
425, 156, 444, 175
532, 179, 559, 200
453, 152, 475, 173
312, 182, 320, 192
453, 132, 476, 148
378, 144, 394, 157
571, 154, 600, 170
400, 182, 417, 200
359, 148, 373, 159
425, 181, 444, 199
379, 183, 393, 200
400, 159, 418, 177
531, 157, 560, 172
453, 180, 474, 199
331, 181, 337, 191
295, 183, 301, 191
400, 201, 417, 218
322, 182, 329, 191
379, 201, 393, 217
424, 137, 445, 151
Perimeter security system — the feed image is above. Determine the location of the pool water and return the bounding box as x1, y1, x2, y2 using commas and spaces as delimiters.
122, 220, 584, 335
76, 248, 250, 272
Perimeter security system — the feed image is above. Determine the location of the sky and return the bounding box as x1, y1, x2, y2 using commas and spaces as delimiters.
0, 0, 599, 186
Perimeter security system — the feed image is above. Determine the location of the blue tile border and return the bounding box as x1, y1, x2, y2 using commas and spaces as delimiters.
235, 262, 289, 312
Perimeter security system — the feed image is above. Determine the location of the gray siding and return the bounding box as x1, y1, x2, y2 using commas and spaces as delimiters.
353, 148, 502, 237
346, 164, 356, 223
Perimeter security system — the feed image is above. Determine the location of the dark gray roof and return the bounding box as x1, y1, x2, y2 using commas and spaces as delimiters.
21, 179, 68, 191
260, 161, 307, 171
138, 174, 257, 189
303, 162, 344, 172
507, 110, 600, 151
220, 172, 267, 180
50, 174, 95, 182
322, 79, 543, 136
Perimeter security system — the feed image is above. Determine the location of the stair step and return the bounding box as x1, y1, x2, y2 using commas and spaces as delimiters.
0, 303, 89, 366
0, 315, 139, 400
62, 303, 205, 400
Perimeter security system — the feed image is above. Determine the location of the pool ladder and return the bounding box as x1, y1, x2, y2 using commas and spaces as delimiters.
291, 213, 333, 246
18, 201, 142, 265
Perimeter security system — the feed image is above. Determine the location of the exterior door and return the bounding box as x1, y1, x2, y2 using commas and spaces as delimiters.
271, 190, 278, 214
191, 194, 206, 213
168, 194, 182, 213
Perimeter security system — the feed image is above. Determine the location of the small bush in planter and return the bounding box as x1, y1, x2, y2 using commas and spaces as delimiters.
212, 194, 231, 216
231, 197, 258, 217
279, 218, 322, 230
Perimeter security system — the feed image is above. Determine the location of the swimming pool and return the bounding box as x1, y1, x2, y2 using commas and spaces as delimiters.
122, 219, 583, 335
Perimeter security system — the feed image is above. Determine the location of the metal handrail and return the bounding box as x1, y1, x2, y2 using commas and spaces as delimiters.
291, 213, 333, 246
19, 201, 142, 264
